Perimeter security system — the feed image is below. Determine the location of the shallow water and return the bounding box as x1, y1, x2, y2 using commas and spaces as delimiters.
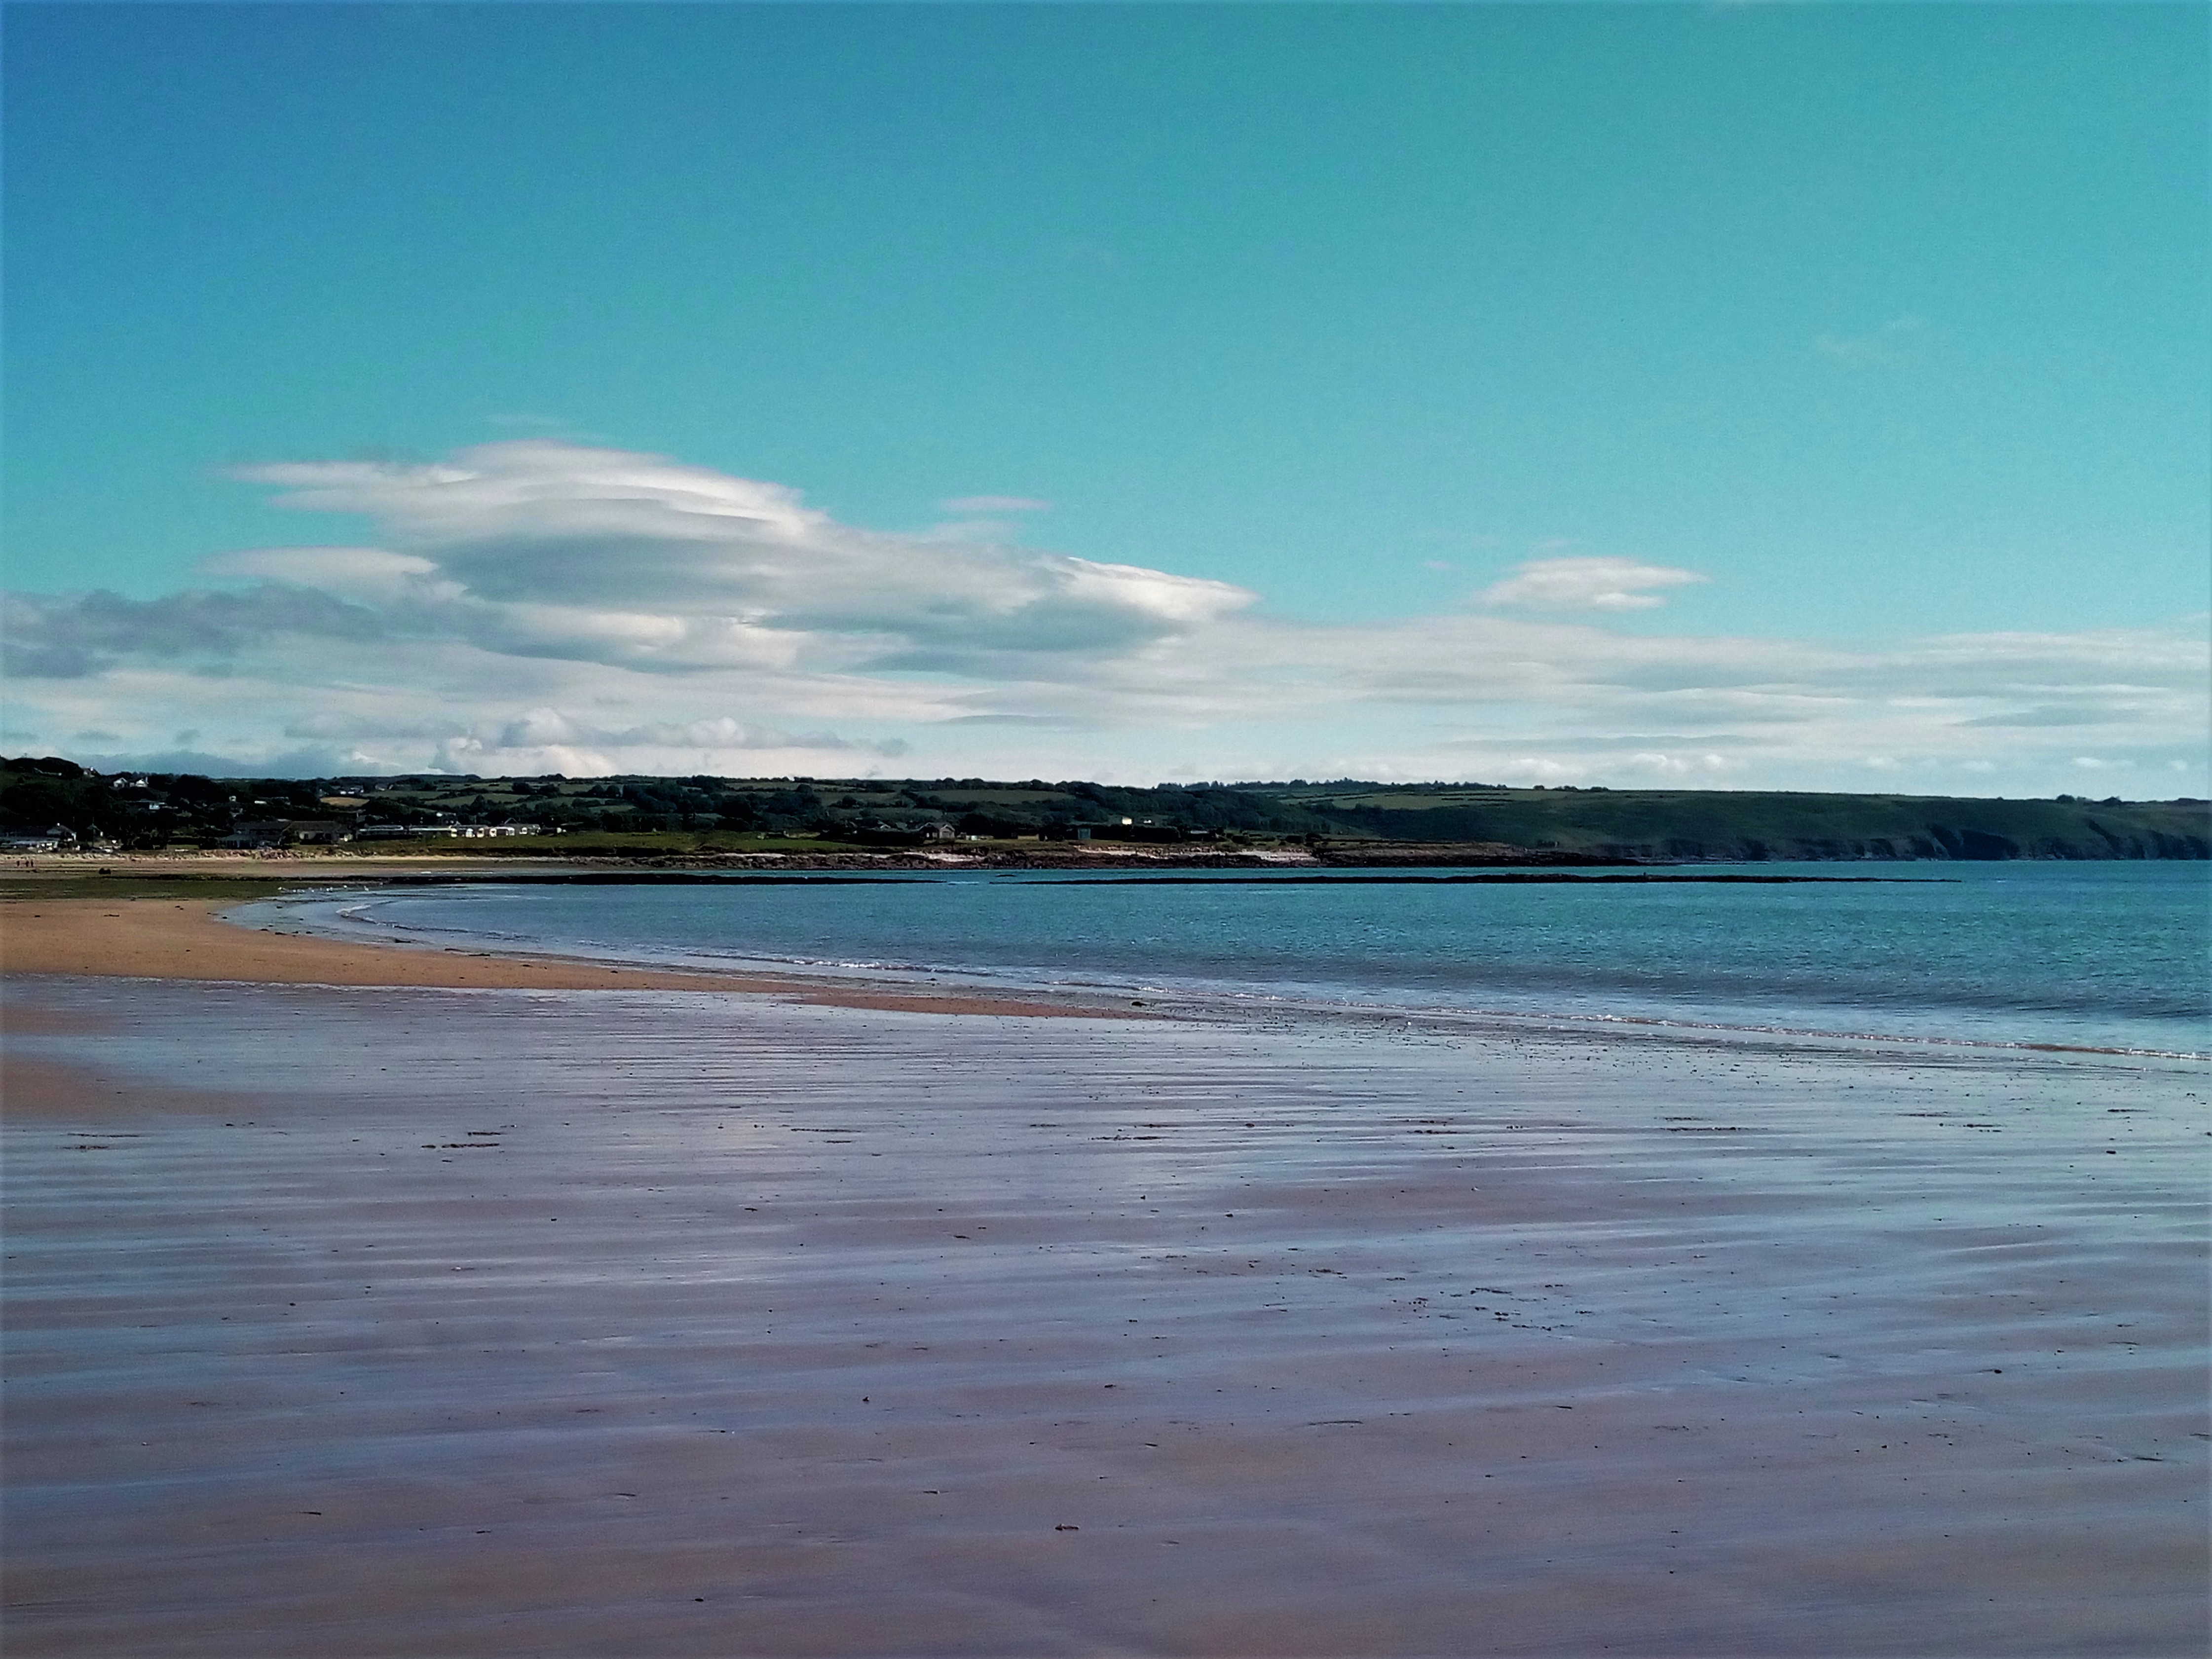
261, 861, 2210, 1056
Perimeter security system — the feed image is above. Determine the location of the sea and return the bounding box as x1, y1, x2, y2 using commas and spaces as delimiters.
250, 860, 2212, 1060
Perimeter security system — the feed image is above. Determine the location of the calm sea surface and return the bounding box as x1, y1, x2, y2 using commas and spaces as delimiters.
270, 862, 2210, 1057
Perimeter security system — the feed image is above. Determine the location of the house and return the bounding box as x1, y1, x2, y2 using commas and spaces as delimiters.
850, 821, 945, 848
219, 819, 351, 848
0, 824, 75, 852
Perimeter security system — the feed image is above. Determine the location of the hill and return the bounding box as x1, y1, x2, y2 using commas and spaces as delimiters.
4, 758, 2205, 860
1250, 781, 2209, 862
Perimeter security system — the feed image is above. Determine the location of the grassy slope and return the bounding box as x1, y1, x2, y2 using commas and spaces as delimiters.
1273, 788, 2210, 860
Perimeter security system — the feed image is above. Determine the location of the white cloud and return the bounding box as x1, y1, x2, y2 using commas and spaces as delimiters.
199, 546, 443, 603
1474, 556, 1710, 613
424, 710, 910, 781
3, 440, 2205, 791
1626, 752, 1737, 777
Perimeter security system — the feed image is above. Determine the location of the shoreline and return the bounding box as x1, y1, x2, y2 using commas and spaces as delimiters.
11, 876, 2201, 1063
252, 877, 2212, 1066
0, 895, 1146, 1019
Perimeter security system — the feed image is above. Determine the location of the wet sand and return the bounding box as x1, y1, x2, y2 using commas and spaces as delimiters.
3, 969, 2205, 1656
0, 896, 1135, 1018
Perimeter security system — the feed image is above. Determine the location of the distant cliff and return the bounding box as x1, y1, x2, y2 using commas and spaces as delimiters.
1282, 787, 2211, 861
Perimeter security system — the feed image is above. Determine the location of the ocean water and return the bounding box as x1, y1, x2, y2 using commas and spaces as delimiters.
263, 861, 2211, 1057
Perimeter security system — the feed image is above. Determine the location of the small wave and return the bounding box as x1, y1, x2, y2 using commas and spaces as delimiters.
1370, 1002, 2211, 1061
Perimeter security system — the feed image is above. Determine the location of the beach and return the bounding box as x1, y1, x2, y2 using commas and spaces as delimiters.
3, 896, 2206, 1656
0, 894, 1142, 1018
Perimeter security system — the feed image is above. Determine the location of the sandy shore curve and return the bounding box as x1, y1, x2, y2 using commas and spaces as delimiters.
0, 895, 1139, 1018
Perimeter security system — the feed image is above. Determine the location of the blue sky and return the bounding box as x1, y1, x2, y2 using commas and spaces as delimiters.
4, 2, 2206, 787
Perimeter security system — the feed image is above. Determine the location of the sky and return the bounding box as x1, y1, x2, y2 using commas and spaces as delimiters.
3, 1, 2206, 790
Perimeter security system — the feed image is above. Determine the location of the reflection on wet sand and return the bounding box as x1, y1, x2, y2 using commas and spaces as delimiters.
3, 977, 2205, 1656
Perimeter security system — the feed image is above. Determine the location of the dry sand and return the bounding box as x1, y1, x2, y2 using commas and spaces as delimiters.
0, 895, 1134, 1018
2, 932, 2206, 1654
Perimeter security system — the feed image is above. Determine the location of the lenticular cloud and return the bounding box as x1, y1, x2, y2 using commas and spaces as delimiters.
229, 441, 1255, 667
1475, 555, 1709, 613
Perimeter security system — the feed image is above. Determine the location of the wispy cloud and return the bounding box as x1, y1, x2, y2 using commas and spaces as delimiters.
1474, 556, 1709, 612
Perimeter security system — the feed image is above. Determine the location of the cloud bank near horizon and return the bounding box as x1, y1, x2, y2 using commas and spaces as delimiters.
5, 441, 2205, 790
